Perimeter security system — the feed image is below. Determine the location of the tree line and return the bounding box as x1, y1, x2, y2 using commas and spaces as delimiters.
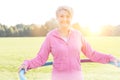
0, 18, 120, 37
0, 18, 57, 37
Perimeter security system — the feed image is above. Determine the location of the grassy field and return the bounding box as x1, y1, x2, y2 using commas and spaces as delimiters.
0, 37, 120, 80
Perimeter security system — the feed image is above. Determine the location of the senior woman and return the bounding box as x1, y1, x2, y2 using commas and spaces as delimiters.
19, 6, 119, 80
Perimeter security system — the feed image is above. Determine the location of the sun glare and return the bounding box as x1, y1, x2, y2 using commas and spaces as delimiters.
90, 27, 101, 33
89, 25, 101, 35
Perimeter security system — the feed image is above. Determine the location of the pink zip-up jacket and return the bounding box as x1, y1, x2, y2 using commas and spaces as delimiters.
23, 28, 115, 80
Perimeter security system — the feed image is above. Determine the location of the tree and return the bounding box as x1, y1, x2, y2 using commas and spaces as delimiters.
100, 25, 114, 36
113, 25, 120, 36
44, 18, 58, 32
0, 26, 5, 37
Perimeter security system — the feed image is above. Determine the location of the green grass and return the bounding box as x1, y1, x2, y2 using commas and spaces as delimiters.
0, 37, 120, 80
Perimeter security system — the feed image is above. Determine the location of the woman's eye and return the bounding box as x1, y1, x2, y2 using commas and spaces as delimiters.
60, 15, 64, 18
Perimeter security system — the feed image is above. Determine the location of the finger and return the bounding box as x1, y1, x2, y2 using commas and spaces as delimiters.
18, 67, 24, 73
117, 59, 120, 67
114, 59, 120, 67
18, 64, 27, 73
24, 66, 27, 73
115, 59, 117, 64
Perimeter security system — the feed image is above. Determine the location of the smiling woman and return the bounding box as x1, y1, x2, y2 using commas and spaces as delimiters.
18, 5, 120, 80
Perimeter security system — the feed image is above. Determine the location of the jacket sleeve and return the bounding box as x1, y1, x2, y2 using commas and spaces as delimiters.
23, 36, 51, 70
81, 36, 115, 64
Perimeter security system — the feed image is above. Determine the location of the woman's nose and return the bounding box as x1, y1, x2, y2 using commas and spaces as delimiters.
63, 17, 67, 21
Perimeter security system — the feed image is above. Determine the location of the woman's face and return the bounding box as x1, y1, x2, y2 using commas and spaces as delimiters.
56, 9, 72, 28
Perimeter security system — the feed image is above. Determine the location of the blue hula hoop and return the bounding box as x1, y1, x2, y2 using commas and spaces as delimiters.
19, 59, 120, 80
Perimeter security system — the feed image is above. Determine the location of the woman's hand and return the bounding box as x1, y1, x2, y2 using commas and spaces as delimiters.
110, 58, 120, 67
113, 59, 120, 67
18, 64, 27, 73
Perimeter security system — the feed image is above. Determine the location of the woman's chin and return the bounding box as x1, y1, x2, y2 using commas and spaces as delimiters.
61, 24, 70, 28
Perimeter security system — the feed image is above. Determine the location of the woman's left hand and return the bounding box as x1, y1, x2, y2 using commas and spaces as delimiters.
110, 58, 120, 67
114, 59, 120, 67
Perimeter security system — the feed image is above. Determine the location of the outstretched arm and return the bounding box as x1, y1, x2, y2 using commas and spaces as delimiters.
19, 36, 51, 71
81, 36, 118, 64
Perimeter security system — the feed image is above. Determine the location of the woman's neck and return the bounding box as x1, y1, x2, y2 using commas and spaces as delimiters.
58, 27, 70, 38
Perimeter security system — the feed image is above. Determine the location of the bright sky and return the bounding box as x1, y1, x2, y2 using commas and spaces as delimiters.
0, 0, 120, 29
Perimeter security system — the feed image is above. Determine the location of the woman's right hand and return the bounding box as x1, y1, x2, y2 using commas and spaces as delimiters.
18, 64, 27, 73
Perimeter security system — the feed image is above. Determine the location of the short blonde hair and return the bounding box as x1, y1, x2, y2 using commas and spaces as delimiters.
56, 6, 73, 17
